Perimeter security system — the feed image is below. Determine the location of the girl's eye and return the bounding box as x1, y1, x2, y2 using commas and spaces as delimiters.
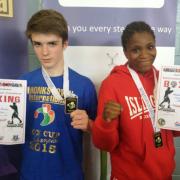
132, 48, 140, 53
148, 45, 155, 50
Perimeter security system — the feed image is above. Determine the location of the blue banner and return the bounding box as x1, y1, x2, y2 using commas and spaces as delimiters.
0, 0, 28, 177
43, 0, 177, 46
0, 0, 28, 79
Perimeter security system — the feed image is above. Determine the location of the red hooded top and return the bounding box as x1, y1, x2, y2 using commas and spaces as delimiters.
92, 64, 180, 180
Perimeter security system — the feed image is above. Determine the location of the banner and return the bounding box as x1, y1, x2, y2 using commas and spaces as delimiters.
0, 0, 28, 176
0, 0, 28, 79
43, 0, 177, 90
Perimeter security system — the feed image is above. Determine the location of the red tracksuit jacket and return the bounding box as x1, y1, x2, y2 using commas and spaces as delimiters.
93, 64, 180, 180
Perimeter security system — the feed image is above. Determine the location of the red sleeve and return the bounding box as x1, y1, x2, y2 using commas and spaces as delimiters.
92, 77, 120, 152
173, 131, 180, 137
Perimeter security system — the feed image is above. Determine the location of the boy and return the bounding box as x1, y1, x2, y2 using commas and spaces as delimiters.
20, 9, 97, 180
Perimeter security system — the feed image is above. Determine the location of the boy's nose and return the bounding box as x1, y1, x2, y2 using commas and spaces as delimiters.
42, 45, 49, 55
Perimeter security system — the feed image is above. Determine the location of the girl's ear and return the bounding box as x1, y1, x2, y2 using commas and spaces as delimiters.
123, 48, 128, 60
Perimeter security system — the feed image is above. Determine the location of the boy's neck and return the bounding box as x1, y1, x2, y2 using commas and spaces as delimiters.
46, 68, 64, 77
43, 61, 64, 77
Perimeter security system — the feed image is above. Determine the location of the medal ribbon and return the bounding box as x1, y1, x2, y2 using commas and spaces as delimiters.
127, 65, 159, 133
42, 60, 70, 101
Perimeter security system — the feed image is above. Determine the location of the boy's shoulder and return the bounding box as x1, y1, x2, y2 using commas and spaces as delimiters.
19, 68, 41, 80
69, 68, 93, 85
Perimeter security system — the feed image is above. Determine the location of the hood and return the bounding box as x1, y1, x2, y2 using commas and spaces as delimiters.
110, 63, 157, 79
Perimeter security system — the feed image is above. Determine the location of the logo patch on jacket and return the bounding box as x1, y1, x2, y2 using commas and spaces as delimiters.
34, 104, 55, 126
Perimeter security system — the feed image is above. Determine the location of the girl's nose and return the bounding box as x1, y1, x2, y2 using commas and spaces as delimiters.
140, 49, 148, 58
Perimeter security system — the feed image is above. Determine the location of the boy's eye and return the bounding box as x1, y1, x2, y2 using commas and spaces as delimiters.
33, 42, 41, 47
48, 42, 58, 46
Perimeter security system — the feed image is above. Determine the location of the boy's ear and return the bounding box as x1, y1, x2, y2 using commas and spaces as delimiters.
63, 41, 68, 50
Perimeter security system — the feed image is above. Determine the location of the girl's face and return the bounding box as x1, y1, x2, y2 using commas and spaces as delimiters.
124, 32, 156, 74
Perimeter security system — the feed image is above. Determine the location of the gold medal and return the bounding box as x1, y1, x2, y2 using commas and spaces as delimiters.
154, 132, 163, 148
65, 96, 78, 114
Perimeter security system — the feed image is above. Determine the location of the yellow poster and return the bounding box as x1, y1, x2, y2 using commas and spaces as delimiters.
0, 0, 13, 17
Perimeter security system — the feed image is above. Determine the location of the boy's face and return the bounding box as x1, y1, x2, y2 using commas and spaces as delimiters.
31, 33, 67, 72
124, 32, 156, 74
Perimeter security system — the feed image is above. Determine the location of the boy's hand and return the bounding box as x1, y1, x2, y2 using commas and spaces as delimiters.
103, 100, 121, 122
70, 109, 91, 132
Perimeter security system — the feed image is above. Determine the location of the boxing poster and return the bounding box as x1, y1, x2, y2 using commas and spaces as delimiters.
0, 79, 27, 144
155, 65, 180, 131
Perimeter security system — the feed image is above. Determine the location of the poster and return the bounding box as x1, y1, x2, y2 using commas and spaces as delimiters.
0, 0, 13, 17
0, 79, 27, 144
155, 65, 180, 131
